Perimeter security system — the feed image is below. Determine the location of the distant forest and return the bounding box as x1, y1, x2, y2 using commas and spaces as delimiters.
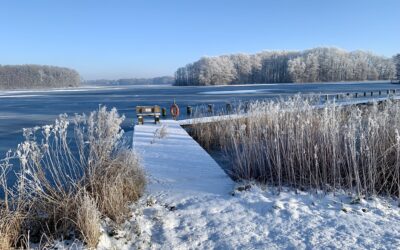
85, 76, 174, 86
0, 65, 80, 90
395, 54, 400, 80
175, 47, 397, 86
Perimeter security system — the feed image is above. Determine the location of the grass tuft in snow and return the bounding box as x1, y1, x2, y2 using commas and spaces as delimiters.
88, 149, 145, 223
76, 190, 101, 249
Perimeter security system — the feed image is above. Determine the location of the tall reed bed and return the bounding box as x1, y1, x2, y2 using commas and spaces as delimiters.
191, 96, 400, 199
0, 107, 145, 249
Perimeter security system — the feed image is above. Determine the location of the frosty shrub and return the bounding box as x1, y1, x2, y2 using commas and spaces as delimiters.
0, 106, 145, 248
88, 149, 145, 223
191, 96, 400, 199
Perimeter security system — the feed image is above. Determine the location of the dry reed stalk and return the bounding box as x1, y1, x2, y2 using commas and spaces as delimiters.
191, 96, 400, 199
76, 191, 101, 249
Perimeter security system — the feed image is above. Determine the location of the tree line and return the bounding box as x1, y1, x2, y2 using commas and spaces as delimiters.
175, 47, 397, 85
0, 65, 80, 90
85, 76, 174, 86
395, 54, 400, 80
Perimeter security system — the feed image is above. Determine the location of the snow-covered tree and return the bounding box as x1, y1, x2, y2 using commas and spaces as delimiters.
0, 65, 80, 89
394, 54, 400, 80
288, 57, 306, 82
174, 47, 396, 85
229, 54, 252, 83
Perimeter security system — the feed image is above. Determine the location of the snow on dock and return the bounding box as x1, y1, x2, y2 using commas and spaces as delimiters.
133, 120, 234, 201
129, 120, 400, 249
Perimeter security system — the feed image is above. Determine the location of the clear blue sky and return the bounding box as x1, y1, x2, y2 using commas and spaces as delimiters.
0, 0, 399, 80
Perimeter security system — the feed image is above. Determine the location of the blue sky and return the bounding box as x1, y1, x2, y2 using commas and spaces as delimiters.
0, 0, 399, 80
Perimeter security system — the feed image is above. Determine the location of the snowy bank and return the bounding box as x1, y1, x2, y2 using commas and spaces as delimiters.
125, 120, 400, 249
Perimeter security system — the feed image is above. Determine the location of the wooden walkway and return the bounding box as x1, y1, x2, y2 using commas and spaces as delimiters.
133, 120, 234, 203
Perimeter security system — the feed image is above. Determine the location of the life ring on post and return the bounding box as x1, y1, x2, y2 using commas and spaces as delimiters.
170, 103, 180, 120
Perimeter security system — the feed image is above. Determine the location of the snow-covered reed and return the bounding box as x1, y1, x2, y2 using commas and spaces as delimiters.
191, 96, 400, 199
0, 106, 145, 248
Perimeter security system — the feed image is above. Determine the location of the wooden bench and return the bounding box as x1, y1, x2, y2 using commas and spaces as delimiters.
136, 105, 161, 124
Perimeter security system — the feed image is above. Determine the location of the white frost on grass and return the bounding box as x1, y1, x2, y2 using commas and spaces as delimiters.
179, 95, 400, 126
121, 120, 400, 249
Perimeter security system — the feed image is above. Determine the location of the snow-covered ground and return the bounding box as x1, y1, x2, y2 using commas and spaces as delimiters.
108, 120, 400, 249
127, 187, 400, 249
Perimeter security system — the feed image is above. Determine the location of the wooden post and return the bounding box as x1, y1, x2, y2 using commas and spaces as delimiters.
379, 90, 381, 96
138, 115, 143, 125
208, 104, 213, 113
387, 90, 390, 95
187, 106, 192, 115
226, 103, 232, 113
161, 108, 167, 117
371, 91, 373, 96
364, 92, 367, 97
244, 102, 249, 112
355, 93, 358, 98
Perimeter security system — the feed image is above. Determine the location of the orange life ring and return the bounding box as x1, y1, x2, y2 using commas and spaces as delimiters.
170, 103, 180, 119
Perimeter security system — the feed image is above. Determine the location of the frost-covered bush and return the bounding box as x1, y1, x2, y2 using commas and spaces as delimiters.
0, 106, 145, 248
192, 96, 400, 199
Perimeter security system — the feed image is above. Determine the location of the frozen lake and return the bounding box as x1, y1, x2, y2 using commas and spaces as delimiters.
1, 81, 400, 156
